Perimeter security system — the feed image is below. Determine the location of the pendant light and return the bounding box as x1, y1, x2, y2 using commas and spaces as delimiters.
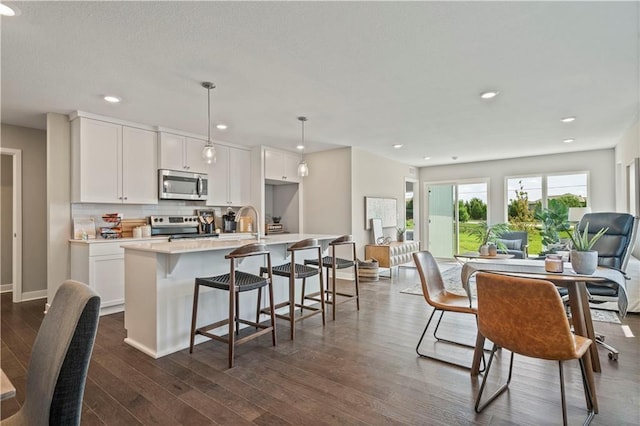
297, 116, 309, 177
201, 82, 217, 164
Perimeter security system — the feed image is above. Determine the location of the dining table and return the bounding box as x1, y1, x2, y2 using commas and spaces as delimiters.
461, 258, 626, 371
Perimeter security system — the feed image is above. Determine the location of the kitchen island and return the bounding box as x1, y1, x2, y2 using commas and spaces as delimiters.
122, 234, 340, 358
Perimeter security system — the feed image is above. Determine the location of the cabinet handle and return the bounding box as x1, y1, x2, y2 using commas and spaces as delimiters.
123, 197, 128, 200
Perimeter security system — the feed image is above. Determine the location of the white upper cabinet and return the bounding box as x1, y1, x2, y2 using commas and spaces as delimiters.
264, 149, 300, 183
71, 116, 158, 204
207, 144, 251, 206
158, 132, 208, 174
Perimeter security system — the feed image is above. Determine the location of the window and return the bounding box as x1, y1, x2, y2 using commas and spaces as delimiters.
506, 172, 589, 255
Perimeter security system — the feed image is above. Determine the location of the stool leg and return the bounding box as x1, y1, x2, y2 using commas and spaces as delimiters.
235, 293, 240, 336
228, 286, 236, 368
267, 274, 277, 347
256, 287, 262, 328
354, 263, 360, 311
331, 264, 337, 321
289, 273, 295, 340
189, 282, 200, 353
300, 277, 307, 316
318, 266, 326, 325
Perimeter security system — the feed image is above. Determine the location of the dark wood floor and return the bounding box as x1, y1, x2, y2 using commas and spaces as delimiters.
2, 267, 640, 425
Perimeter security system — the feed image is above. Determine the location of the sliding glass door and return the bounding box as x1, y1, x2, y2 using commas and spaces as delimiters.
427, 184, 455, 258
426, 181, 488, 258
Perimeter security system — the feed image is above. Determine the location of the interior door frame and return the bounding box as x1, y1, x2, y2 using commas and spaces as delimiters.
1, 147, 23, 302
404, 177, 418, 243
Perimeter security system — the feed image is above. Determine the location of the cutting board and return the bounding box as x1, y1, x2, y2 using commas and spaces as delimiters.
121, 219, 148, 238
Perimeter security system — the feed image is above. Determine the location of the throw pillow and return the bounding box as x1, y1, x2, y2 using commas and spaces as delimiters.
496, 238, 522, 250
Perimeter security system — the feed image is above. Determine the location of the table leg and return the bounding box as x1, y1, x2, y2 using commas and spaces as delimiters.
470, 331, 485, 376
567, 281, 600, 368
566, 281, 599, 413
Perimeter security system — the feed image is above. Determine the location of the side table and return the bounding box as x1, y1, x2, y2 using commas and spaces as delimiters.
365, 241, 420, 278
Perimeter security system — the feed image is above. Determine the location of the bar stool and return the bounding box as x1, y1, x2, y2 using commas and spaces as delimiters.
304, 235, 359, 320
189, 243, 276, 368
257, 238, 325, 340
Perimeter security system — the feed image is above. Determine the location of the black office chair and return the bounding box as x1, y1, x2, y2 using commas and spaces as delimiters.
574, 212, 638, 360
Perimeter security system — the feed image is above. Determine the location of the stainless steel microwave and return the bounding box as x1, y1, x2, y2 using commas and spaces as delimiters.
158, 169, 208, 201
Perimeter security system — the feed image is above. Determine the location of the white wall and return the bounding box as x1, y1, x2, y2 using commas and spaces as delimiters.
351, 147, 418, 256
614, 119, 639, 212
46, 113, 72, 306
302, 148, 352, 235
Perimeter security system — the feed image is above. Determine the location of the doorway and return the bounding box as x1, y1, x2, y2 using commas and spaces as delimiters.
1, 148, 22, 302
404, 178, 418, 241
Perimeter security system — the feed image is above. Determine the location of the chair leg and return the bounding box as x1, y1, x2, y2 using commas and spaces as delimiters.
416, 309, 485, 371
559, 361, 568, 426
300, 277, 306, 316
256, 287, 262, 328
475, 345, 514, 413
189, 283, 200, 353
578, 357, 597, 423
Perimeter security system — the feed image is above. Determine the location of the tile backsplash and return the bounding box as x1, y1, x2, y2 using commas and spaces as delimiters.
71, 202, 239, 231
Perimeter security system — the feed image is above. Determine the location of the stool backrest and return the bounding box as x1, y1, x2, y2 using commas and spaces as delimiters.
476, 272, 580, 360
288, 238, 319, 251
329, 235, 357, 262
225, 242, 268, 259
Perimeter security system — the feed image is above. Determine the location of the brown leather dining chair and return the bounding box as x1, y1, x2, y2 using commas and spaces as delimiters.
412, 250, 483, 370
474, 272, 596, 425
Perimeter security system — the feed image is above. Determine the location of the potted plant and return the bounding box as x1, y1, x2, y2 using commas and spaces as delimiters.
567, 222, 608, 274
534, 204, 570, 253
469, 222, 510, 255
396, 226, 406, 242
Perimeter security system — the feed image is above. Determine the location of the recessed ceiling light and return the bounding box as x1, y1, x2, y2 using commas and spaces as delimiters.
103, 95, 121, 103
561, 116, 576, 123
423, 156, 431, 160
0, 3, 17, 16
563, 138, 575, 143
296, 145, 304, 150
479, 90, 499, 99
452, 156, 459, 160
216, 124, 228, 130
392, 144, 403, 149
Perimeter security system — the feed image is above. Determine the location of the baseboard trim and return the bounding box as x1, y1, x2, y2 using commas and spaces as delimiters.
0, 284, 13, 293
20, 290, 48, 302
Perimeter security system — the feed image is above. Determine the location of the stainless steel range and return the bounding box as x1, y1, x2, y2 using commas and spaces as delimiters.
150, 215, 220, 241
149, 215, 200, 236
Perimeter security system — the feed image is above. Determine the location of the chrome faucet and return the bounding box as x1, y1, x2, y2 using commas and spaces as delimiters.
235, 205, 261, 240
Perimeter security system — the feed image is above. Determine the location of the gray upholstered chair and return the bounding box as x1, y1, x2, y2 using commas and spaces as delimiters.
576, 212, 638, 360
495, 231, 528, 258
4, 280, 100, 426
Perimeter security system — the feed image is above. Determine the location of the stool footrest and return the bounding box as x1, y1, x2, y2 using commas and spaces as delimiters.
261, 302, 323, 322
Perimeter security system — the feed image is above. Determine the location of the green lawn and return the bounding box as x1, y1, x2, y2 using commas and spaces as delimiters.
459, 222, 543, 255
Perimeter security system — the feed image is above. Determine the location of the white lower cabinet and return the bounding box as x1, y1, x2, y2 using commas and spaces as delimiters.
70, 239, 162, 315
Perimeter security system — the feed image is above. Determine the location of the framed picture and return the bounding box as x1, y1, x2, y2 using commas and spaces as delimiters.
371, 218, 383, 243
365, 197, 397, 229
72, 217, 96, 240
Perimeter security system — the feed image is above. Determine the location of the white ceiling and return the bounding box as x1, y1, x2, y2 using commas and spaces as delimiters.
2, 1, 638, 167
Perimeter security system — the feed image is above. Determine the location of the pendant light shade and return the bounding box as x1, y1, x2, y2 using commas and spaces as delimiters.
201, 82, 217, 164
297, 116, 309, 177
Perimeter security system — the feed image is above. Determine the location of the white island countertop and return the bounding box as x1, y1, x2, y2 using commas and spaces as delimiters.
122, 233, 341, 254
